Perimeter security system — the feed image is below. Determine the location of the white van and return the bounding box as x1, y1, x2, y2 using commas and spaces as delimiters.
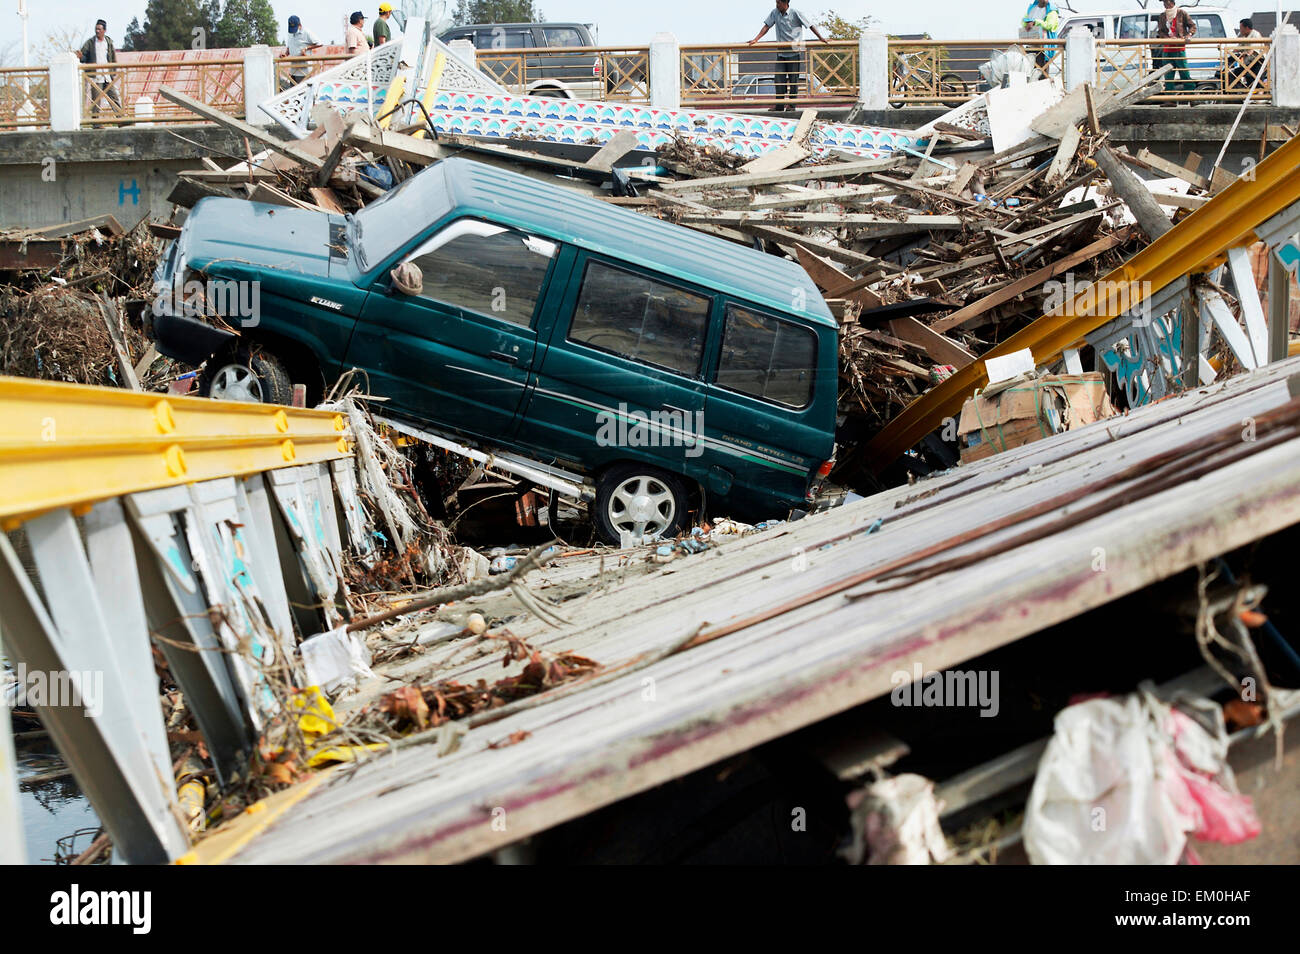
1057, 5, 1235, 88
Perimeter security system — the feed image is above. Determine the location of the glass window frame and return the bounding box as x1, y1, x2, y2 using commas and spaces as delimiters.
399, 217, 557, 330
565, 257, 715, 381
713, 301, 818, 411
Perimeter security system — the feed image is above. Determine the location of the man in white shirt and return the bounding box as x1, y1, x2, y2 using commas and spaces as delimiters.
283, 15, 323, 90
1229, 18, 1265, 89
345, 11, 371, 55
78, 20, 122, 118
746, 2, 829, 111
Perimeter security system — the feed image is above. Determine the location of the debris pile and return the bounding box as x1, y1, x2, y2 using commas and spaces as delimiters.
0, 218, 169, 388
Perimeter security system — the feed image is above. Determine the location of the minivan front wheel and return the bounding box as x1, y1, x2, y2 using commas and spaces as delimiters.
199, 347, 293, 405
594, 465, 689, 544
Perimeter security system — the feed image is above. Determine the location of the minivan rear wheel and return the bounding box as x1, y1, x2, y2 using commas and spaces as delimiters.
199, 347, 293, 405
594, 464, 689, 544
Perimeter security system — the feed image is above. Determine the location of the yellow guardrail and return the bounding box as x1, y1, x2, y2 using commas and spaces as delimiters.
0, 376, 350, 525
862, 131, 1300, 472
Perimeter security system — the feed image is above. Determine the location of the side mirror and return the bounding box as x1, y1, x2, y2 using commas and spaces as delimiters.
390, 261, 423, 296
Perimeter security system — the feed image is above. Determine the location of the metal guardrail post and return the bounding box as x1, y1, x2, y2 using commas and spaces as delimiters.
47, 52, 80, 131
858, 32, 888, 109
650, 32, 680, 109
1276, 23, 1300, 108
1064, 25, 1094, 92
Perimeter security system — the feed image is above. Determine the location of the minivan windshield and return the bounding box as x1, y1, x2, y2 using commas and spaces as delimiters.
350, 171, 453, 272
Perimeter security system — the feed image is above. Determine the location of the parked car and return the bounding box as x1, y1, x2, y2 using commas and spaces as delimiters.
1057, 6, 1235, 92
438, 21, 645, 101
732, 73, 833, 99
148, 158, 839, 541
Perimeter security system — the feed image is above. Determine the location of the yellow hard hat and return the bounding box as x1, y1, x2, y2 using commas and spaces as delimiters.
378, 1, 392, 10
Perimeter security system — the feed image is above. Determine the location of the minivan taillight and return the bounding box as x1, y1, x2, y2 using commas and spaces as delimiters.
807, 457, 835, 502
593, 58, 602, 77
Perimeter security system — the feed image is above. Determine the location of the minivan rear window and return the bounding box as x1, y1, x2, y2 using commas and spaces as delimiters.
568, 261, 711, 378
717, 304, 816, 409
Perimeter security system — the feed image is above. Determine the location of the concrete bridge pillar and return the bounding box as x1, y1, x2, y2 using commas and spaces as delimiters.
858, 32, 889, 110
1063, 25, 1095, 92
1275, 24, 1300, 109
243, 44, 276, 126
48, 53, 82, 132
650, 32, 681, 111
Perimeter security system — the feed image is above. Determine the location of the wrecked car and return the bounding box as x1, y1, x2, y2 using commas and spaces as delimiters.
148, 157, 838, 542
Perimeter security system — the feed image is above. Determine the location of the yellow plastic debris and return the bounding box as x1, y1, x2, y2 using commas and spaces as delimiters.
291, 686, 338, 739
307, 743, 389, 768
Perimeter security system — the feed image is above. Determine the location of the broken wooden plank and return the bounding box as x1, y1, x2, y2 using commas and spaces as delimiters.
795, 244, 855, 293
1094, 146, 1173, 242
308, 187, 347, 214
678, 210, 964, 230
1084, 84, 1100, 136
248, 183, 325, 212
931, 229, 1132, 334
98, 295, 140, 391
1030, 85, 1089, 140
740, 142, 814, 175
1045, 125, 1082, 189
946, 162, 978, 196
657, 155, 907, 192
887, 316, 975, 368
28, 214, 125, 239
585, 129, 641, 173
158, 86, 327, 171
1135, 147, 1211, 191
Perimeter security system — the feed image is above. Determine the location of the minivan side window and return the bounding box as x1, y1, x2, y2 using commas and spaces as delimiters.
1193, 15, 1225, 37
717, 304, 816, 409
404, 220, 555, 327
568, 261, 711, 378
1118, 15, 1151, 38
542, 27, 585, 48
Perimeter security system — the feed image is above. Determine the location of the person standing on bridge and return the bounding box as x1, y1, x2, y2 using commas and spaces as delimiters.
1020, 0, 1060, 68
79, 20, 122, 119
283, 16, 323, 91
746, 1, 830, 112
1154, 0, 1197, 98
373, 3, 394, 46
1228, 18, 1264, 90
346, 11, 371, 55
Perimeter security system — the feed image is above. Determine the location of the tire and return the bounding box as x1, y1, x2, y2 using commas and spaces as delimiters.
938, 72, 967, 100
198, 346, 293, 405
593, 464, 689, 545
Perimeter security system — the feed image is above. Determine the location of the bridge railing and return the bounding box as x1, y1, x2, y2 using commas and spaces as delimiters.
1095, 37, 1274, 103
3, 31, 1294, 135
472, 45, 652, 103
889, 39, 1062, 106
0, 67, 51, 130
677, 41, 859, 110
79, 58, 246, 126
274, 53, 352, 94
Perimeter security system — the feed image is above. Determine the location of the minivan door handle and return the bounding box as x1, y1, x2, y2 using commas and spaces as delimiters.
661, 404, 693, 417
489, 351, 519, 366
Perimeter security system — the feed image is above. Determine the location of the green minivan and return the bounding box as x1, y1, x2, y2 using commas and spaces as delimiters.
149, 157, 838, 542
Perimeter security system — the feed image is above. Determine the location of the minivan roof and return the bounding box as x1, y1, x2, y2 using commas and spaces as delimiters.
433, 157, 835, 328
1061, 5, 1228, 16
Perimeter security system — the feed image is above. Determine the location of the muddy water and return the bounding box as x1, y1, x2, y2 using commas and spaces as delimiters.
15, 737, 100, 864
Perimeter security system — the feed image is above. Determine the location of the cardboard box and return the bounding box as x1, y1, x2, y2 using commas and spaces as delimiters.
957, 372, 1115, 463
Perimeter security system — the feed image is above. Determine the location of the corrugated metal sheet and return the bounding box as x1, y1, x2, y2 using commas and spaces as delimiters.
227, 357, 1300, 863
